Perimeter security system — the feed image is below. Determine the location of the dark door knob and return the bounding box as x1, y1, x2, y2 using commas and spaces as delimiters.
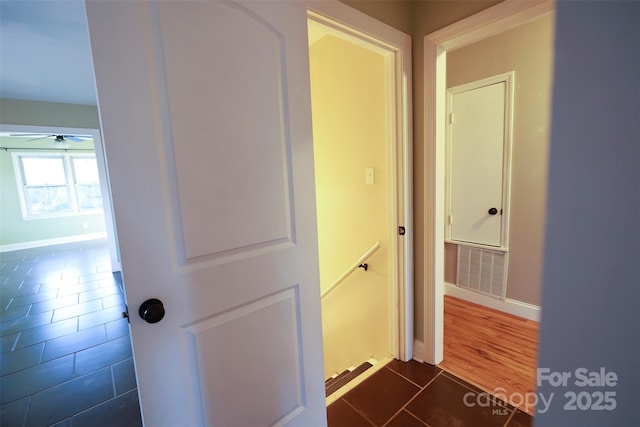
488, 208, 498, 215
139, 299, 165, 324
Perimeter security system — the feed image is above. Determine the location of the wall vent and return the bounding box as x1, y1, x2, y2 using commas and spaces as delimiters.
456, 245, 508, 299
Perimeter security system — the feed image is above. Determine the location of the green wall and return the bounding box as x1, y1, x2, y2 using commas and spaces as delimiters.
0, 98, 105, 247
0, 98, 100, 128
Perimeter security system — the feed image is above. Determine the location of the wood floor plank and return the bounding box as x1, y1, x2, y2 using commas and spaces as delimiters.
438, 295, 539, 415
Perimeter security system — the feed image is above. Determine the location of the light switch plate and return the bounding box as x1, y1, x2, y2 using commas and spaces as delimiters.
365, 167, 375, 185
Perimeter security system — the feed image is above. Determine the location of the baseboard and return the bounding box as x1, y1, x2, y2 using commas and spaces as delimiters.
0, 233, 107, 253
412, 339, 425, 363
445, 282, 541, 321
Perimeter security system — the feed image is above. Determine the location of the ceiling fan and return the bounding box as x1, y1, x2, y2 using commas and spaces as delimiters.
10, 133, 91, 143
9, 133, 92, 148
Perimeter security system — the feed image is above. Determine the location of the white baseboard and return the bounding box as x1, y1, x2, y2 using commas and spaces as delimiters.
445, 282, 541, 322
0, 232, 107, 253
412, 339, 425, 363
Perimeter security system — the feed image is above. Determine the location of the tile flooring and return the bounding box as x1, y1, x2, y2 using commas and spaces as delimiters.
2, 239, 534, 427
0, 240, 141, 427
328, 359, 533, 427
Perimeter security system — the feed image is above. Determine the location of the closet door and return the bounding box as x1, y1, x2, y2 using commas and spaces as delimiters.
448, 79, 510, 247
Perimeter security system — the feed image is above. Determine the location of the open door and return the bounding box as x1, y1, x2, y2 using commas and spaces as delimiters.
86, 1, 326, 425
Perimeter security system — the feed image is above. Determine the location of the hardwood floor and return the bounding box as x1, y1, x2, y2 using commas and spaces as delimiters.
438, 295, 539, 415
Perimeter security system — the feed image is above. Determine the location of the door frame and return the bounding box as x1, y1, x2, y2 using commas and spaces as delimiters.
307, 1, 414, 361
422, 0, 554, 364
0, 123, 121, 271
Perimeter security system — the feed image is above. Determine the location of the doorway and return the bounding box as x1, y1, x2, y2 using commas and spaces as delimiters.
0, 125, 119, 270
306, 3, 413, 401
0, 125, 141, 425
421, 0, 554, 365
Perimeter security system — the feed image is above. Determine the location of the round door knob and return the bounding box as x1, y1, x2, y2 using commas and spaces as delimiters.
139, 299, 165, 324
488, 208, 498, 215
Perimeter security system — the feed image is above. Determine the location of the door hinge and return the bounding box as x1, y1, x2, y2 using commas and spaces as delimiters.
448, 214, 453, 225
398, 226, 406, 236
122, 305, 130, 323
449, 113, 455, 124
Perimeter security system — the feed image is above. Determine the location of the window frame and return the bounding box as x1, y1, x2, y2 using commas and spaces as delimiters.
11, 151, 104, 220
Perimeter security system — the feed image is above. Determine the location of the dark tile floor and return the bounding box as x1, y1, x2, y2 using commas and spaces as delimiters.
2, 240, 534, 427
328, 359, 533, 427
0, 240, 142, 427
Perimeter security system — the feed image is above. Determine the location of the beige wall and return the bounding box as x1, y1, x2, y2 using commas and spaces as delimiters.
0, 98, 100, 128
444, 15, 554, 305
339, 0, 412, 34
309, 34, 391, 377
411, 0, 503, 343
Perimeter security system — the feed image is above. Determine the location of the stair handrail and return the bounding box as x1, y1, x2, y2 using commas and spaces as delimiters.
320, 241, 381, 300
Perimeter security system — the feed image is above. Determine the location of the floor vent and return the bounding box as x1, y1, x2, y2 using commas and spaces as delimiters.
325, 361, 373, 397
456, 245, 508, 299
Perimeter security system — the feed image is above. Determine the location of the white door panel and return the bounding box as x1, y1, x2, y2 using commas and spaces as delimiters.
159, 2, 293, 260
86, 1, 326, 425
449, 82, 506, 247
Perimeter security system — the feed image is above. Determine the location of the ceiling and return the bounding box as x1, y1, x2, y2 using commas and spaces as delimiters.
0, 0, 97, 106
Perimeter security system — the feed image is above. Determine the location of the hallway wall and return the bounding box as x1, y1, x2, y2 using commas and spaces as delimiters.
339, 0, 412, 34
309, 34, 391, 377
409, 0, 505, 348
444, 14, 554, 306
340, 0, 505, 345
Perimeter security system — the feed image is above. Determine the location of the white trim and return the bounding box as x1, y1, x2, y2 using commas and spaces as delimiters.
307, 1, 414, 362
92, 129, 121, 272
0, 124, 121, 271
427, 0, 554, 51
444, 239, 509, 252
422, 0, 553, 364
0, 233, 108, 253
412, 339, 425, 363
445, 282, 541, 322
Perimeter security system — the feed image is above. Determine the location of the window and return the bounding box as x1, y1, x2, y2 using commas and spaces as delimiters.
72, 157, 103, 211
13, 153, 103, 219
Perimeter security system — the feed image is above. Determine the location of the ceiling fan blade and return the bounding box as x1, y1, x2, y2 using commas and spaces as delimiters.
9, 133, 54, 138
27, 136, 54, 142
7, 133, 92, 143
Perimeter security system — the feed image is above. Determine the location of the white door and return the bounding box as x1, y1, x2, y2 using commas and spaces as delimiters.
448, 82, 507, 247
86, 1, 326, 426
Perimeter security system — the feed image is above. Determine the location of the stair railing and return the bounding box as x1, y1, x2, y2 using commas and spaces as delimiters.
320, 241, 381, 300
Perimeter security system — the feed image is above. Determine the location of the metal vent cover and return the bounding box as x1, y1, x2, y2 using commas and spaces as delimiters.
456, 245, 508, 299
